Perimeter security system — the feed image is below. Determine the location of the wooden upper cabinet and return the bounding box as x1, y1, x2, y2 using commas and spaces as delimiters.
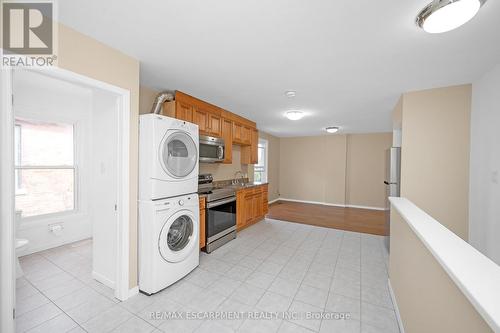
241, 128, 259, 165
176, 101, 193, 122
233, 123, 252, 146
221, 118, 232, 164
163, 91, 257, 143
233, 122, 243, 144
241, 126, 252, 145
163, 100, 192, 121
208, 113, 222, 137
193, 106, 209, 135
250, 129, 258, 164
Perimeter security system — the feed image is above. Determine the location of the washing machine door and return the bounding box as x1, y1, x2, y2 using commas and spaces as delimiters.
159, 130, 197, 179
158, 210, 197, 263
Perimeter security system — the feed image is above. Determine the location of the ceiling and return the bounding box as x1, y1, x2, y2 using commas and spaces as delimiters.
58, 0, 500, 137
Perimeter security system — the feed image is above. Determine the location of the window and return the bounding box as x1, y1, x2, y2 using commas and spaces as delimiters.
14, 119, 76, 218
254, 138, 268, 183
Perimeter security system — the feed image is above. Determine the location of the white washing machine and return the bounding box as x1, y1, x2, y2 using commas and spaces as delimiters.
138, 193, 199, 295
139, 114, 199, 200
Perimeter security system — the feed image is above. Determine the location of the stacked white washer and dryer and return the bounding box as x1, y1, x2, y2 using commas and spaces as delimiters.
138, 114, 200, 295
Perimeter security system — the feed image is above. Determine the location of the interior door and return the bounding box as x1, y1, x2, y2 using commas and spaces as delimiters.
160, 131, 197, 178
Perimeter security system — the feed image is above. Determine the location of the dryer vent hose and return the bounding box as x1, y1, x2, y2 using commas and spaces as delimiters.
151, 91, 175, 114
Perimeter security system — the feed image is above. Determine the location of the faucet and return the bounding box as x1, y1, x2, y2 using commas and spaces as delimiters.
233, 171, 245, 185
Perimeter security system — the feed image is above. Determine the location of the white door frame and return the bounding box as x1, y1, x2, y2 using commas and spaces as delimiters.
0, 66, 132, 329
1, 68, 16, 333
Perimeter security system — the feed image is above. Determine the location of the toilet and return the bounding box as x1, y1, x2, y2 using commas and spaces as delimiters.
15, 210, 29, 278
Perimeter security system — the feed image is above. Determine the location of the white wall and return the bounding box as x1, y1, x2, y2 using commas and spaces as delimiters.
14, 70, 93, 254
469, 64, 500, 265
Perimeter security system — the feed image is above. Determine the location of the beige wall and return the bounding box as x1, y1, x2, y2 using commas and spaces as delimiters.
259, 131, 280, 202
346, 133, 392, 208
278, 133, 391, 208
389, 209, 492, 333
139, 86, 159, 114
58, 24, 140, 288
400, 84, 471, 240
279, 135, 348, 205
393, 96, 403, 129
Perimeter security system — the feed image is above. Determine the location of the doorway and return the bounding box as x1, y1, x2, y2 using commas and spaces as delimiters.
1, 67, 131, 332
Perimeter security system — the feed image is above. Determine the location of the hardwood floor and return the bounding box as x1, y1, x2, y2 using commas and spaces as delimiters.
266, 200, 388, 236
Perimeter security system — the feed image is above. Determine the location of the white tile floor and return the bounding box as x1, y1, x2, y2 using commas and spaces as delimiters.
16, 219, 400, 333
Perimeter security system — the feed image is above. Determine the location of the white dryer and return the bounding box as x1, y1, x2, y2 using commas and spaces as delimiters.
138, 193, 199, 295
139, 114, 199, 200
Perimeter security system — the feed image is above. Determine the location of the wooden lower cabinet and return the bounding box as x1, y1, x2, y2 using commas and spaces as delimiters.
199, 197, 206, 249
262, 185, 269, 215
236, 184, 269, 231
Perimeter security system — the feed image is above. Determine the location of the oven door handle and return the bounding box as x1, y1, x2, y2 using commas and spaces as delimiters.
207, 197, 236, 208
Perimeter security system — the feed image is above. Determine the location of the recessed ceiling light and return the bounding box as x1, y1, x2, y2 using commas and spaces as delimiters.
285, 110, 304, 120
285, 91, 296, 98
326, 127, 340, 134
416, 0, 485, 34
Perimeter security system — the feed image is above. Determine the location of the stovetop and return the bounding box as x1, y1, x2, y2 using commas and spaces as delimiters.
198, 186, 236, 203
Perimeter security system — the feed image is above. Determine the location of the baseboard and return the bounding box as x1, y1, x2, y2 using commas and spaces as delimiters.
278, 198, 346, 208
268, 198, 280, 205
388, 279, 405, 333
276, 198, 387, 211
128, 286, 139, 298
92, 271, 115, 289
18, 234, 92, 257
345, 204, 387, 211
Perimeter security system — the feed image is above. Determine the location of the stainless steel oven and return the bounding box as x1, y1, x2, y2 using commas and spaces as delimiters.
206, 195, 236, 253
198, 174, 237, 253
199, 135, 224, 163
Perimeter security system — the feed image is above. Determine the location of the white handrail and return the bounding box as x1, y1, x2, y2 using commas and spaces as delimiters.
390, 197, 500, 333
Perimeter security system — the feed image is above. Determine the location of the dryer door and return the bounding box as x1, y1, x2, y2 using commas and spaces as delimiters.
158, 210, 197, 263
159, 130, 197, 179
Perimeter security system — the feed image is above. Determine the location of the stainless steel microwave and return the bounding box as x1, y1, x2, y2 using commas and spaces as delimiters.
199, 135, 225, 163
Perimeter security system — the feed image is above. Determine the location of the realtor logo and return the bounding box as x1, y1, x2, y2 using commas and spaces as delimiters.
1, 1, 57, 67
2, 2, 53, 54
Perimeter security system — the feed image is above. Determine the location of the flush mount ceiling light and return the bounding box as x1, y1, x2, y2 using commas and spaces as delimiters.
285, 110, 304, 120
416, 0, 486, 34
285, 90, 296, 98
325, 126, 340, 134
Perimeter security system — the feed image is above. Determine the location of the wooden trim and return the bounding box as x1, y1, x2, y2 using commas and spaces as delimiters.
199, 197, 206, 249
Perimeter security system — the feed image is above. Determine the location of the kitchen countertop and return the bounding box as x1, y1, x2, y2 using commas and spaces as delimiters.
228, 182, 268, 190
198, 181, 268, 197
